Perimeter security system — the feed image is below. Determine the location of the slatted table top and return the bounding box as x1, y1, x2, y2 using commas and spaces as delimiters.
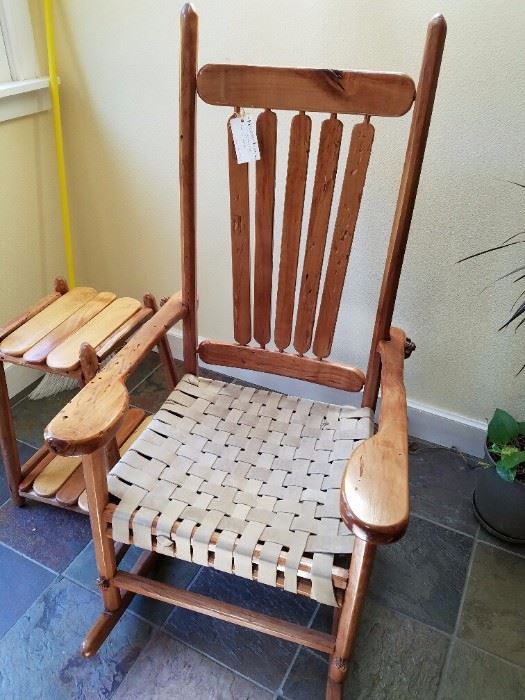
0, 287, 146, 372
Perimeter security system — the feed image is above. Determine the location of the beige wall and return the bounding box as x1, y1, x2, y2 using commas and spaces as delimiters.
1, 2, 64, 325
51, 0, 524, 424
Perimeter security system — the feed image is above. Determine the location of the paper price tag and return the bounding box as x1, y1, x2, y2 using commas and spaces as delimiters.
229, 114, 260, 164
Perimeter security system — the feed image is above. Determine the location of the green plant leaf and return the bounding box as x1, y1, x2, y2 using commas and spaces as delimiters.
495, 451, 525, 482
518, 421, 525, 436
488, 409, 520, 446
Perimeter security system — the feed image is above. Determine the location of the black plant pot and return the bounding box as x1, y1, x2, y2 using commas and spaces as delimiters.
473, 445, 525, 544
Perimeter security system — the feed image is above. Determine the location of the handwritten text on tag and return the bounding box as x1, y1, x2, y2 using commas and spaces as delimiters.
229, 115, 260, 164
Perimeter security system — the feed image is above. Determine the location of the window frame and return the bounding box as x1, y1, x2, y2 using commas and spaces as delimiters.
0, 0, 50, 122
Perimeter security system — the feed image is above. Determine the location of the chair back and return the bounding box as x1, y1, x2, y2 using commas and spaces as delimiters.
179, 4, 446, 409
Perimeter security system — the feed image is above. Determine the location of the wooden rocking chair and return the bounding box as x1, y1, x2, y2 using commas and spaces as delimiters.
45, 5, 446, 697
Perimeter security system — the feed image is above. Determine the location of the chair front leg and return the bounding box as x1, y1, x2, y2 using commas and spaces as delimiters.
327, 537, 376, 699
82, 446, 121, 611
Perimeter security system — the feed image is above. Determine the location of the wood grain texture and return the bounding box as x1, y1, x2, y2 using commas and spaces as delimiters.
294, 116, 343, 355
328, 537, 376, 693
0, 291, 60, 343
198, 340, 365, 392
228, 114, 252, 345
81, 550, 157, 657
33, 454, 84, 498
253, 109, 277, 347
115, 571, 336, 654
0, 287, 97, 356
0, 363, 23, 505
23, 292, 117, 364
197, 64, 415, 117
83, 446, 122, 610
79, 343, 99, 386
274, 112, 311, 351
180, 4, 199, 374
34, 412, 148, 500
45, 292, 187, 456
363, 15, 446, 409
20, 444, 51, 478
313, 120, 375, 359
95, 307, 152, 361
55, 408, 146, 506
46, 297, 142, 371
341, 328, 409, 544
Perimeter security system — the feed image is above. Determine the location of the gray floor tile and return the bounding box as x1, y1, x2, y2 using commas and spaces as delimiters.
287, 600, 449, 700
409, 440, 479, 535
0, 543, 55, 638
130, 364, 172, 413
440, 640, 525, 700
113, 630, 271, 699
0, 441, 36, 506
0, 577, 152, 700
477, 527, 525, 558
12, 387, 79, 448
457, 542, 525, 667
126, 351, 162, 392
0, 499, 92, 572
369, 515, 473, 633
8, 378, 42, 406
65, 542, 200, 625
165, 567, 317, 691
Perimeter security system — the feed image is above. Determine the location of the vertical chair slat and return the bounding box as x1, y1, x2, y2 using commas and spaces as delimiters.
274, 112, 312, 351
313, 120, 375, 360
254, 109, 277, 348
228, 113, 252, 345
294, 115, 343, 355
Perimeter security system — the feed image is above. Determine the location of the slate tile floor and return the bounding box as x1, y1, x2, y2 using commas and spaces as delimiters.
1, 354, 524, 699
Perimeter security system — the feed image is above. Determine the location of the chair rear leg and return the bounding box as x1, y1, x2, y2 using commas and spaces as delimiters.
326, 537, 376, 699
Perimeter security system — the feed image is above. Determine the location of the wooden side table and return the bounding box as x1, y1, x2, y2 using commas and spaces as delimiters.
0, 277, 177, 514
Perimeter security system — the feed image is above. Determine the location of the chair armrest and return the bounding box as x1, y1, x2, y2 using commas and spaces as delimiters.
340, 327, 409, 544
44, 292, 187, 457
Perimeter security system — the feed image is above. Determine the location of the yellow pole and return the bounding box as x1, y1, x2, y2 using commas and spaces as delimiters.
44, 0, 76, 287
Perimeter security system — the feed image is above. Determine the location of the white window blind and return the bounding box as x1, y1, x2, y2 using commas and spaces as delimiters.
0, 28, 10, 82
0, 0, 49, 122
0, 0, 40, 81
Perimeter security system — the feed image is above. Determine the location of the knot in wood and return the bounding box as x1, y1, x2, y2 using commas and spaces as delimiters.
96, 577, 110, 590
334, 656, 348, 671
404, 337, 416, 359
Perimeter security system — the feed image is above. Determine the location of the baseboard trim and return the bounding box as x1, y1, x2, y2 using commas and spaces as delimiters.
5, 362, 43, 399
167, 329, 486, 457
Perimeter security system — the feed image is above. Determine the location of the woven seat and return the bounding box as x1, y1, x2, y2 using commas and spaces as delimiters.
108, 374, 373, 605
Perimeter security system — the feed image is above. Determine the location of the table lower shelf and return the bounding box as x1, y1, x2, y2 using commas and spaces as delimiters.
18, 407, 148, 514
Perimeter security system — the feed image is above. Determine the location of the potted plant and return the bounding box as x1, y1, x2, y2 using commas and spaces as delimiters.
459, 181, 524, 542
458, 180, 525, 372
473, 409, 525, 543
